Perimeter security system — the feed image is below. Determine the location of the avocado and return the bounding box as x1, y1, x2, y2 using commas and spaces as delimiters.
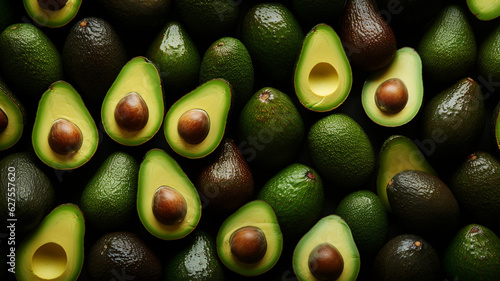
376, 135, 436, 212
95, 0, 171, 29
362, 47, 424, 127
15, 204, 85, 281
335, 190, 389, 256
164, 79, 231, 159
23, 0, 82, 28
443, 224, 500, 281
165, 229, 225, 281
197, 138, 254, 214
0, 77, 24, 150
293, 215, 360, 281
101, 56, 164, 146
340, 0, 397, 71
257, 163, 324, 239
147, 21, 201, 97
237, 87, 305, 170
216, 200, 283, 276
199, 37, 254, 110
387, 170, 460, 236
0, 151, 55, 233
294, 23, 353, 112
420, 77, 485, 159
308, 113, 375, 189
241, 2, 304, 86
467, 0, 500, 20
80, 151, 139, 232
62, 17, 127, 104
417, 4, 477, 83
372, 234, 442, 281
87, 231, 162, 281
450, 151, 500, 231
478, 24, 500, 84
292, 0, 345, 28
137, 149, 202, 240
0, 23, 63, 99
32, 81, 99, 170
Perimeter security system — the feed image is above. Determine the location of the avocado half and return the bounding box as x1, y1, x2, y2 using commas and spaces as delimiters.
23, 0, 82, 28
467, 0, 500, 20
0, 79, 24, 150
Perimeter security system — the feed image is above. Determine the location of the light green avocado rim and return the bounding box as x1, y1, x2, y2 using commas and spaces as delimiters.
23, 0, 82, 28
467, 0, 500, 20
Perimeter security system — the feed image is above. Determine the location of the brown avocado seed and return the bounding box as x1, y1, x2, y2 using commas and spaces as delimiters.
48, 119, 83, 155
114, 92, 149, 132
308, 243, 344, 281
38, 0, 68, 11
0, 108, 8, 133
177, 108, 210, 144
375, 78, 408, 114
229, 226, 267, 264
152, 186, 187, 225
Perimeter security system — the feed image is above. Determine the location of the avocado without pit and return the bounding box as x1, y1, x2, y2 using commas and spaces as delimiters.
0, 76, 24, 151
23, 0, 82, 28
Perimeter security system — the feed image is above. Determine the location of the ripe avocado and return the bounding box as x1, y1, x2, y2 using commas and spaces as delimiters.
32, 81, 99, 170
257, 163, 324, 239
467, 0, 500, 20
95, 0, 171, 29
294, 23, 353, 112
0, 77, 24, 150
23, 0, 82, 28
293, 215, 360, 281
372, 234, 442, 281
137, 149, 201, 240
478, 24, 500, 83
15, 204, 85, 281
164, 79, 231, 159
216, 200, 283, 276
101, 56, 164, 146
362, 47, 424, 127
237, 87, 305, 171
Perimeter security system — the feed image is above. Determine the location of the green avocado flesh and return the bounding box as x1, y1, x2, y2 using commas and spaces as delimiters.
294, 23, 352, 112
362, 47, 423, 127
0, 83, 23, 150
164, 79, 231, 159
467, 0, 500, 20
15, 204, 85, 281
217, 200, 283, 276
137, 149, 201, 240
293, 215, 360, 281
102, 56, 164, 146
32, 81, 98, 170
23, 0, 82, 27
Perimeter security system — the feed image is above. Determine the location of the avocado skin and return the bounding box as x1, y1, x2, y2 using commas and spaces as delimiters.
63, 17, 127, 104
373, 234, 442, 281
165, 230, 225, 281
0, 151, 54, 233
478, 24, 500, 84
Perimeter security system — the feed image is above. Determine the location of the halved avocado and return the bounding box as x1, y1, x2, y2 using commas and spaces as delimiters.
217, 200, 283, 276
467, 0, 500, 20
102, 56, 164, 146
32, 81, 98, 170
23, 0, 82, 28
0, 79, 24, 150
15, 203, 85, 281
362, 47, 423, 127
294, 23, 352, 112
164, 79, 231, 159
293, 215, 360, 281
376, 135, 436, 212
137, 149, 201, 240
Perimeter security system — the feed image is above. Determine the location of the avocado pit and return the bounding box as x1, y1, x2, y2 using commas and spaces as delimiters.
114, 92, 149, 132
0, 108, 8, 133
308, 242, 344, 280
375, 78, 408, 114
152, 186, 187, 225
38, 0, 68, 11
177, 108, 210, 144
229, 225, 267, 264
48, 118, 83, 155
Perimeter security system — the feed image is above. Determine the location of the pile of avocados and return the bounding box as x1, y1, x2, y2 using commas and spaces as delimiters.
1, 0, 500, 280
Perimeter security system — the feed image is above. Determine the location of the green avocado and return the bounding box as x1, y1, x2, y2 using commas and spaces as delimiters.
101, 56, 164, 146
293, 215, 360, 281
478, 24, 500, 83
294, 23, 352, 112
23, 0, 82, 28
362, 47, 423, 127
164, 79, 231, 159
137, 149, 202, 240
467, 0, 500, 20
15, 204, 85, 281
0, 77, 24, 150
217, 200, 283, 276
